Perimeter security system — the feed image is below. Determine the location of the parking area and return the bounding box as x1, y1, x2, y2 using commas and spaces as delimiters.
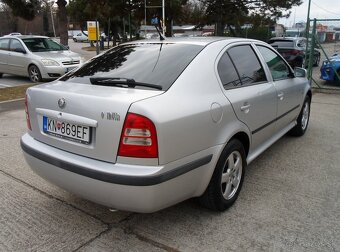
0, 92, 339, 251
0, 39, 96, 89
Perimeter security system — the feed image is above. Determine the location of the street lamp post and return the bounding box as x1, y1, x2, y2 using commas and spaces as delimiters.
50, 1, 56, 37
144, 0, 165, 36
162, 0, 165, 36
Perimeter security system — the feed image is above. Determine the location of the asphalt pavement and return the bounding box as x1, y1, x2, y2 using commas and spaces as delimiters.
0, 92, 339, 251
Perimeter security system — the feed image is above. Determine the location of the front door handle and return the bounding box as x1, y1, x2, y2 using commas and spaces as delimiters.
240, 103, 251, 112
278, 92, 284, 100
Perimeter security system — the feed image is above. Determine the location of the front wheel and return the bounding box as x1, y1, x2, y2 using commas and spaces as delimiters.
289, 96, 311, 136
0, 73, 3, 78
199, 139, 246, 211
28, 65, 42, 83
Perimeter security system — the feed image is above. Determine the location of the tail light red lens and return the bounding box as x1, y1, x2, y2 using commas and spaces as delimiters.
118, 113, 158, 158
25, 94, 32, 130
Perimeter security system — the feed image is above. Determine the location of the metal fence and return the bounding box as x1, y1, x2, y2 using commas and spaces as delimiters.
306, 18, 340, 92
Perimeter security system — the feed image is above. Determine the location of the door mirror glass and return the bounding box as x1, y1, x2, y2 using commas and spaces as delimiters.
294, 67, 307, 78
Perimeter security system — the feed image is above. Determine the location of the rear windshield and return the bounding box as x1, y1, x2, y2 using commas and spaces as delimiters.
268, 40, 294, 47
60, 43, 204, 91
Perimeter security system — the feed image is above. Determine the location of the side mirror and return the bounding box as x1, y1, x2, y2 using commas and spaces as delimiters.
294, 67, 307, 78
15, 47, 26, 54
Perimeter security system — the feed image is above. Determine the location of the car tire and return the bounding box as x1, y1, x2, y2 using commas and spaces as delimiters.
73, 38, 77, 42
28, 65, 42, 83
0, 73, 3, 78
313, 55, 320, 67
289, 96, 311, 137
199, 139, 246, 211
295, 58, 304, 68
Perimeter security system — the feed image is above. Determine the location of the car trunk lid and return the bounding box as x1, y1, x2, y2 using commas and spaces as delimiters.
26, 81, 163, 163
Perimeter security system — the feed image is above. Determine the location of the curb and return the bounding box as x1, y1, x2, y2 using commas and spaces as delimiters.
0, 98, 25, 113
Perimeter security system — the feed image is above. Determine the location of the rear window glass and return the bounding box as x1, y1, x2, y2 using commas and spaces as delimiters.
268, 40, 294, 47
60, 43, 204, 91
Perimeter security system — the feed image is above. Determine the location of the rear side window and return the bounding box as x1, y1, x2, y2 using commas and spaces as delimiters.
227, 45, 267, 86
60, 43, 204, 91
257, 45, 291, 80
0, 38, 10, 51
217, 53, 241, 89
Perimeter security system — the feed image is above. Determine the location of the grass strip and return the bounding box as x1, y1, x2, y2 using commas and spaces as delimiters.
0, 84, 35, 102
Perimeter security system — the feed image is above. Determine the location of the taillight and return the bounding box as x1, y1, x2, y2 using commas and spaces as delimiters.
25, 94, 32, 130
118, 113, 158, 158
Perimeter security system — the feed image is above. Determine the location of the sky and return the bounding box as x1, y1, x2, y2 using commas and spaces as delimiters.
278, 0, 340, 27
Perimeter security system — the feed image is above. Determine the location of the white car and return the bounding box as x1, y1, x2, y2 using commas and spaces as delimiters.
73, 31, 88, 42
0, 35, 83, 82
21, 37, 311, 213
4, 32, 22, 36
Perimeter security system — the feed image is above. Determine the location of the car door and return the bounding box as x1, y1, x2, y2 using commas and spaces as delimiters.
0, 38, 10, 73
8, 38, 28, 75
256, 45, 304, 132
217, 43, 278, 150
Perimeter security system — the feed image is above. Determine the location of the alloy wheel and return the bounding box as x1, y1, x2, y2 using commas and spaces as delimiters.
221, 151, 243, 200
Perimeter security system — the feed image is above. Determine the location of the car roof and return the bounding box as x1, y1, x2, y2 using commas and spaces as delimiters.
124, 36, 260, 46
269, 37, 306, 41
16, 35, 50, 39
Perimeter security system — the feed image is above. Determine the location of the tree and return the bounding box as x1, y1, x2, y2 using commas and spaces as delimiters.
0, 4, 19, 33
56, 0, 68, 45
202, 0, 303, 36
0, 0, 40, 20
0, 0, 69, 45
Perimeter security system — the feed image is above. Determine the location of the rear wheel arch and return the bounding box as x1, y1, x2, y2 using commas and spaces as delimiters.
199, 136, 247, 211
231, 132, 250, 158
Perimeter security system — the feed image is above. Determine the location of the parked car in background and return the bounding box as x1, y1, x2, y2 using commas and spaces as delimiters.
320, 53, 340, 83
0, 35, 83, 82
73, 31, 88, 42
268, 37, 321, 68
21, 37, 311, 213
4, 32, 22, 36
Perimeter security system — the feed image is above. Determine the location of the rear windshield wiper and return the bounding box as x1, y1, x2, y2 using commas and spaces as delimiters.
90, 77, 163, 90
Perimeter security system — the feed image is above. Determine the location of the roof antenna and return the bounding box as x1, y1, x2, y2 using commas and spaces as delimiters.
154, 25, 165, 41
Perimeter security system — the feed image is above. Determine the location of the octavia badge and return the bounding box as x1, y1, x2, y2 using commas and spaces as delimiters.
58, 98, 66, 109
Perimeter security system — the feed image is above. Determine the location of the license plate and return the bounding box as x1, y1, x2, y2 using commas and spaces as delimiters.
65, 67, 76, 73
43, 116, 91, 144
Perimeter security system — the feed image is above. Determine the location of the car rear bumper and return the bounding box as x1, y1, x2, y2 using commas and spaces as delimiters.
21, 133, 216, 213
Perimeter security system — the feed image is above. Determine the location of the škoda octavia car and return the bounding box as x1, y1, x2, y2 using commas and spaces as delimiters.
21, 37, 311, 213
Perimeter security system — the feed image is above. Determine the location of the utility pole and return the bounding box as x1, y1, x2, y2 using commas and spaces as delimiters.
162, 0, 165, 36
304, 0, 312, 69
50, 1, 56, 37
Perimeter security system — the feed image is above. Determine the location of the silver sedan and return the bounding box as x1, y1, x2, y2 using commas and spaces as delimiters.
21, 37, 311, 213
0, 35, 83, 82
